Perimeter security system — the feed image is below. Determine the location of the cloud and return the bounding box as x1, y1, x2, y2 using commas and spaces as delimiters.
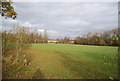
58, 19, 90, 27
21, 21, 32, 27
2, 2, 118, 39
38, 29, 44, 32
12, 0, 119, 2
2, 18, 32, 30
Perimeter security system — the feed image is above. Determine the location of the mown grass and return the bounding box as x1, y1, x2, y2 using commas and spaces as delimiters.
26, 43, 118, 79
3, 43, 118, 79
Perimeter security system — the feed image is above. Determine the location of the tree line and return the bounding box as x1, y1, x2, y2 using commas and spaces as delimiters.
54, 28, 119, 46
2, 25, 48, 65
56, 37, 71, 44
74, 28, 119, 46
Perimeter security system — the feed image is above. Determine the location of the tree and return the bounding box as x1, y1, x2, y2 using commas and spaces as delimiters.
63, 37, 70, 44
74, 36, 81, 44
74, 28, 118, 46
1, 0, 17, 19
43, 29, 48, 43
99, 37, 106, 46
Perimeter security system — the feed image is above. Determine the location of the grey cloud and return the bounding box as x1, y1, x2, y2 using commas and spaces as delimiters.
2, 2, 118, 39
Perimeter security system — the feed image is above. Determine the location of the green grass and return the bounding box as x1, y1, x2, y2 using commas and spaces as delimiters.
25, 43, 118, 79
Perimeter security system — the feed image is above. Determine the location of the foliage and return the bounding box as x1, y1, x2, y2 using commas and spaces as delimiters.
2, 25, 49, 63
1, 0, 17, 19
74, 28, 119, 46
2, 62, 32, 79
57, 37, 71, 44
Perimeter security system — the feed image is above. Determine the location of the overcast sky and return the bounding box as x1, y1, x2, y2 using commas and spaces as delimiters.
1, 2, 118, 39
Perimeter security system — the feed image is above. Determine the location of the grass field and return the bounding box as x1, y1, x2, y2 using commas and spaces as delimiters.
23, 43, 118, 79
